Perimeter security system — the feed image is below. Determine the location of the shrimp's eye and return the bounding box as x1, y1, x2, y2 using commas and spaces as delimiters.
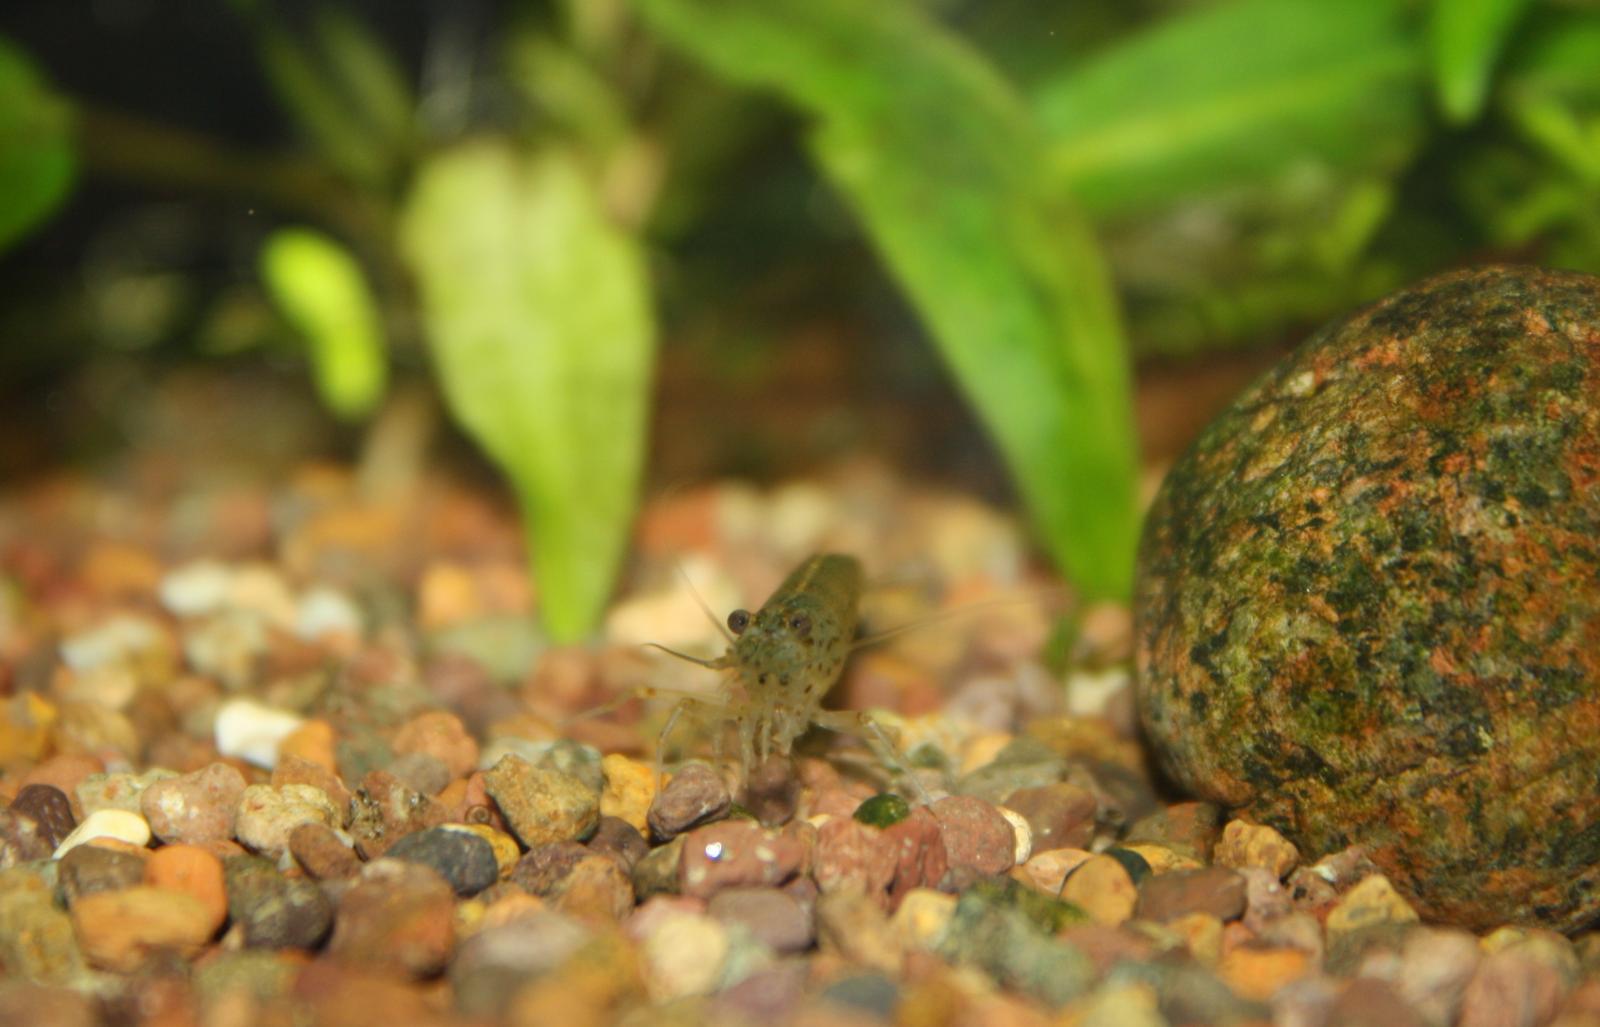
788, 613, 811, 636
727, 609, 751, 634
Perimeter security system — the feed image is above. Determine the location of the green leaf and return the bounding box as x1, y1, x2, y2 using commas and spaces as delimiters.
1034, 0, 1426, 217
1429, 0, 1532, 124
400, 143, 655, 640
259, 227, 388, 420
635, 0, 1139, 600
256, 20, 393, 187
312, 8, 414, 154
0, 35, 75, 253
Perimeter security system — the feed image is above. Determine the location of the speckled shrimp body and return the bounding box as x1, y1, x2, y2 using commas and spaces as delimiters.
719, 553, 862, 768
649, 553, 905, 782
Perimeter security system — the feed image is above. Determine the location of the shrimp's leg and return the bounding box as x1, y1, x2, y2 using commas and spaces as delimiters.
811, 709, 934, 806
653, 690, 733, 791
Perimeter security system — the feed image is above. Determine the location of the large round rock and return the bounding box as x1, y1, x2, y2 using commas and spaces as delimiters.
1136, 265, 1600, 930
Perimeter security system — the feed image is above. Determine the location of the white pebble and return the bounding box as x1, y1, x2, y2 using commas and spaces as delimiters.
643, 911, 730, 1001
997, 805, 1033, 866
215, 698, 305, 768
159, 559, 234, 617
295, 585, 364, 640
1065, 666, 1133, 718
54, 808, 151, 858
59, 614, 165, 672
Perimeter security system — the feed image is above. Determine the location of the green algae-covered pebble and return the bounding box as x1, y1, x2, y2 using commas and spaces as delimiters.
853, 793, 911, 828
1136, 265, 1600, 931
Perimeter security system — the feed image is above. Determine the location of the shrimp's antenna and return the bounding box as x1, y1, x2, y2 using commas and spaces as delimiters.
643, 642, 728, 670
847, 586, 1071, 653
675, 558, 736, 645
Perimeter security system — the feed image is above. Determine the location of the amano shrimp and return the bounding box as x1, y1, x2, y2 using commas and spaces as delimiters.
647, 553, 917, 788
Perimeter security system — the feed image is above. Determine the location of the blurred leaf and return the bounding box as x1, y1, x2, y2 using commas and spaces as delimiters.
1034, 0, 1425, 218
400, 143, 654, 640
313, 8, 414, 154
635, 0, 1139, 600
506, 33, 632, 154
255, 18, 393, 187
1501, 11, 1600, 184
259, 227, 388, 420
0, 35, 75, 253
1428, 0, 1532, 124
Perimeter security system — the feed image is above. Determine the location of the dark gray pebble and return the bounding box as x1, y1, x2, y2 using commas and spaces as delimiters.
58, 844, 143, 906
223, 855, 334, 949
388, 826, 498, 896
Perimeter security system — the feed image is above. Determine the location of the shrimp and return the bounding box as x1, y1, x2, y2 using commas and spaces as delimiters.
647, 553, 917, 788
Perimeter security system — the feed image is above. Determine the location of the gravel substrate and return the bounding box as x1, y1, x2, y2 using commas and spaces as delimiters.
0, 460, 1594, 1026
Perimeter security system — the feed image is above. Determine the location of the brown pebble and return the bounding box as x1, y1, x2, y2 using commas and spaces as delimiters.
9, 783, 76, 848
59, 843, 145, 906
742, 755, 799, 826
143, 843, 228, 934
71, 886, 216, 972
348, 770, 447, 859
931, 795, 1016, 878
709, 886, 814, 954
271, 755, 352, 818
1002, 783, 1097, 852
1214, 819, 1300, 880
391, 710, 479, 780
288, 821, 362, 880
140, 762, 246, 844
588, 815, 649, 873
679, 820, 811, 900
0, 808, 52, 865
18, 754, 104, 816
328, 859, 456, 978
1125, 800, 1222, 861
277, 718, 338, 772
1135, 866, 1247, 923
648, 763, 730, 840
1459, 949, 1567, 1027
1327, 978, 1425, 1027
813, 807, 945, 910
511, 841, 591, 895
551, 853, 634, 923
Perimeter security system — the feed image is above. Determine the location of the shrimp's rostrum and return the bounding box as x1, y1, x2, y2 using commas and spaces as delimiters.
652, 553, 887, 778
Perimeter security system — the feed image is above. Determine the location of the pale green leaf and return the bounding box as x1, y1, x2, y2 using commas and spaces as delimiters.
259, 227, 388, 420
1429, 0, 1533, 124
0, 35, 75, 253
1034, 0, 1425, 217
635, 0, 1138, 599
400, 143, 654, 640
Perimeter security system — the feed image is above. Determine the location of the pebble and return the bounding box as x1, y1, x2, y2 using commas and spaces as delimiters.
648, 762, 730, 840
1214, 818, 1300, 879
600, 753, 657, 833
387, 751, 452, 796
1327, 977, 1425, 1027
450, 911, 592, 1017
234, 783, 341, 859
633, 835, 684, 900
347, 770, 447, 858
549, 852, 635, 922
0, 810, 52, 865
588, 814, 649, 872
1167, 911, 1225, 964
144, 843, 228, 933
58, 843, 146, 905
214, 698, 305, 768
58, 613, 166, 673
997, 806, 1032, 866
1217, 944, 1313, 1002
392, 709, 479, 780
640, 907, 730, 1000
0, 887, 84, 983
816, 887, 903, 975
53, 807, 151, 858
70, 886, 216, 971
278, 719, 339, 773
936, 883, 1095, 1006
511, 841, 591, 895
294, 584, 364, 640
9, 784, 76, 849
708, 886, 814, 953
481, 754, 599, 847
813, 807, 945, 908
288, 821, 362, 880
1394, 926, 1480, 1026
680, 820, 811, 900
932, 794, 1017, 878
271, 753, 351, 817
1459, 949, 1567, 1027
223, 855, 334, 949
328, 858, 456, 977
75, 768, 175, 816
1134, 865, 1248, 923
955, 737, 1068, 804
1059, 854, 1138, 926
889, 887, 957, 952
742, 754, 800, 825
1125, 801, 1223, 861
140, 762, 245, 844
386, 825, 498, 896
159, 559, 234, 616
1019, 847, 1093, 893
1003, 783, 1097, 852
820, 971, 902, 1018
1325, 874, 1419, 942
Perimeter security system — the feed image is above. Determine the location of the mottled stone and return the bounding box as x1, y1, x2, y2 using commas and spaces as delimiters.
647, 763, 730, 840
387, 826, 498, 896
0, 811, 51, 867
1134, 866, 1247, 923
234, 783, 340, 860
223, 855, 334, 949
708, 886, 814, 953
9, 785, 75, 850
58, 844, 145, 906
328, 858, 456, 977
481, 755, 599, 848
1003, 783, 1097, 852
347, 770, 447, 859
1137, 265, 1600, 929
813, 807, 944, 910
678, 820, 810, 900
1214, 819, 1299, 879
140, 762, 245, 845
931, 795, 1015, 878
588, 815, 649, 873
288, 821, 362, 880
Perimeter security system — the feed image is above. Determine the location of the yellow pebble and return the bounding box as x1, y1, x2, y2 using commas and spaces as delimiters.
600, 753, 658, 834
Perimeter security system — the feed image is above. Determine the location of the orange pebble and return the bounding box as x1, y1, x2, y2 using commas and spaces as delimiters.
144, 844, 228, 934
278, 719, 338, 772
